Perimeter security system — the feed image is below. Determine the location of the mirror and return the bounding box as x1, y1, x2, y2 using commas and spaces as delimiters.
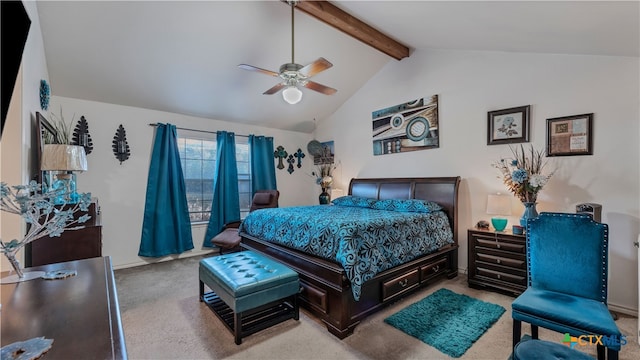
36, 111, 60, 185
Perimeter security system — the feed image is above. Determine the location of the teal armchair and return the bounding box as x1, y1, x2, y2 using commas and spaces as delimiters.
512, 212, 622, 360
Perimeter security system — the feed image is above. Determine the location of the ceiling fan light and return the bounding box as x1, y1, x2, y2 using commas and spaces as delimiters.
282, 86, 302, 104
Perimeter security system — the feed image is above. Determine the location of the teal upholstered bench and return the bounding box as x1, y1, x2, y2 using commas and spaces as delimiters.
199, 251, 300, 345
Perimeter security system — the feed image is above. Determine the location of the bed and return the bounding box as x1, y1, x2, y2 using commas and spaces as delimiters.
239, 177, 460, 339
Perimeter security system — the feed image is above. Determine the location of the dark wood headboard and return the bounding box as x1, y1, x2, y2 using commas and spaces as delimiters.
348, 177, 461, 244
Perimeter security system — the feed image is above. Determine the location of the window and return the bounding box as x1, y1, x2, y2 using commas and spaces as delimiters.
177, 132, 251, 223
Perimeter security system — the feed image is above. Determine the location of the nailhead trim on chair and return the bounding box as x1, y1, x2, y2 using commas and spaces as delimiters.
526, 212, 609, 303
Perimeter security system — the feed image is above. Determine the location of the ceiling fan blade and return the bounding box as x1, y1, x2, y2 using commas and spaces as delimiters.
299, 57, 333, 78
238, 64, 279, 77
263, 83, 286, 95
303, 81, 337, 95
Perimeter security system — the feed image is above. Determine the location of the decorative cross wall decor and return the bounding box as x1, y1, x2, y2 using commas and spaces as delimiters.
286, 155, 295, 174
294, 148, 305, 168
274, 145, 288, 170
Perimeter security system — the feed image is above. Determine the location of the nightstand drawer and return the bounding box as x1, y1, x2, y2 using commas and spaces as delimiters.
476, 253, 526, 269
475, 237, 525, 253
476, 266, 526, 286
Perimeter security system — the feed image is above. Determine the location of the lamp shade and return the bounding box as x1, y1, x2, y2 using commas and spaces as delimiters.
41, 144, 88, 171
331, 188, 344, 199
282, 86, 302, 104
486, 194, 511, 215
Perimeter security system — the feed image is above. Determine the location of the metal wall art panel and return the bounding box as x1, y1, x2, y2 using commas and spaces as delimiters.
372, 95, 439, 156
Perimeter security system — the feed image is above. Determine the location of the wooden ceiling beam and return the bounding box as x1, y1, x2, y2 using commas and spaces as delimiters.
284, 0, 410, 60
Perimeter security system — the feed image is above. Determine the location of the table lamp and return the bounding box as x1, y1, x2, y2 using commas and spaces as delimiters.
486, 193, 511, 232
330, 188, 344, 200
41, 144, 88, 204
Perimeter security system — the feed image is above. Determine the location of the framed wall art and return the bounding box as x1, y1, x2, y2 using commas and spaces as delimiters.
372, 95, 439, 156
487, 105, 530, 145
546, 113, 593, 156
314, 140, 334, 165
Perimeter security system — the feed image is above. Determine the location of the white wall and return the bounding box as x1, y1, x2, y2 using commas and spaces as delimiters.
0, 67, 24, 272
316, 48, 640, 312
48, 96, 314, 269
22, 1, 50, 179
0, 1, 50, 271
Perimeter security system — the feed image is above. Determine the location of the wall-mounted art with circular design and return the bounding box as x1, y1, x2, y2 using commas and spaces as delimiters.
372, 94, 439, 156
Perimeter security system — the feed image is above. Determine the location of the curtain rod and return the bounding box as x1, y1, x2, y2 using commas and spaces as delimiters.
148, 123, 251, 138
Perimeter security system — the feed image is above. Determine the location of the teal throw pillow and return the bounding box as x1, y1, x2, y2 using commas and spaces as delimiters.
331, 196, 376, 208
372, 199, 442, 213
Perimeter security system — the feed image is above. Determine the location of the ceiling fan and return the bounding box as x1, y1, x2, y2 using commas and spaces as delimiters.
238, 0, 337, 105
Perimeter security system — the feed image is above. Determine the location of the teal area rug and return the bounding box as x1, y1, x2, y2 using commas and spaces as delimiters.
384, 288, 506, 358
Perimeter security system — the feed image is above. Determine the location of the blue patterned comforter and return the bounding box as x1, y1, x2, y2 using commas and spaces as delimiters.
238, 205, 454, 300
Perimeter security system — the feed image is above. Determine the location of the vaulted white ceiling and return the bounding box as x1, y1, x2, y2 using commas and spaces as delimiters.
37, 1, 639, 133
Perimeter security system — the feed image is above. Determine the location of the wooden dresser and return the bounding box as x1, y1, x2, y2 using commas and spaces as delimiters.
467, 228, 527, 296
26, 200, 102, 267
1, 257, 127, 359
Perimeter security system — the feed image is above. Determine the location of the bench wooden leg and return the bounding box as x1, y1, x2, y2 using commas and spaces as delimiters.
199, 280, 204, 302
293, 294, 299, 321
234, 311, 242, 345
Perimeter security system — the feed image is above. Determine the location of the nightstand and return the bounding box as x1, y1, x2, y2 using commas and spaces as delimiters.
467, 228, 527, 296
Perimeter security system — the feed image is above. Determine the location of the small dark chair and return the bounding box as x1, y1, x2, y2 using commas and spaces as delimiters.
512, 212, 621, 360
210, 190, 279, 253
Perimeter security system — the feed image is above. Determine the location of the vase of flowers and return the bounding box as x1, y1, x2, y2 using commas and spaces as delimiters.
0, 181, 91, 283
493, 145, 555, 227
312, 163, 335, 205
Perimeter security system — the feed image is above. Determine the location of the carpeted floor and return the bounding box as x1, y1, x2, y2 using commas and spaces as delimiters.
114, 254, 640, 360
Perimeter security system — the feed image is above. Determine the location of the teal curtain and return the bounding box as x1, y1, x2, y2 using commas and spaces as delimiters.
204, 131, 240, 247
249, 135, 277, 194
139, 123, 194, 257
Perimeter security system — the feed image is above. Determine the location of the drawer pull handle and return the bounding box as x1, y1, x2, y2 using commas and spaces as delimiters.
496, 244, 501, 249
497, 274, 501, 279
432, 265, 440, 273
399, 279, 408, 287
496, 259, 501, 264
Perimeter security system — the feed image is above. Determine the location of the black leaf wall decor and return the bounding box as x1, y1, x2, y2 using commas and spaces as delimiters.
112, 124, 131, 164
72, 115, 93, 155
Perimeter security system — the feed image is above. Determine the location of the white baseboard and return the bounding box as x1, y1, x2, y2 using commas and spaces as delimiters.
112, 249, 217, 270
608, 303, 639, 317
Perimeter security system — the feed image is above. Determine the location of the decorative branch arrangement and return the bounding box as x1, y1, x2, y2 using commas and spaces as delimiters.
112, 124, 131, 164
49, 107, 75, 144
72, 116, 93, 155
0, 182, 91, 280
